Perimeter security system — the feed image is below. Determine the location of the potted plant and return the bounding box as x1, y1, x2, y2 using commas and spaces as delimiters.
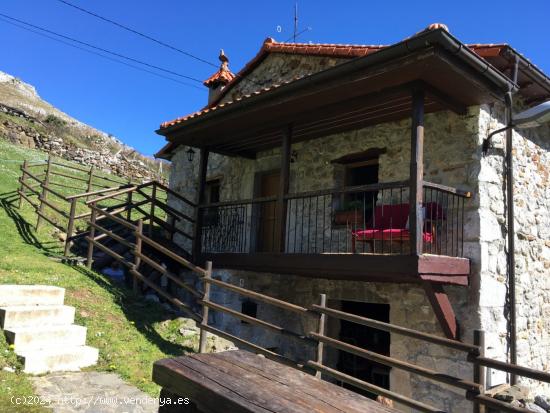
334, 200, 364, 226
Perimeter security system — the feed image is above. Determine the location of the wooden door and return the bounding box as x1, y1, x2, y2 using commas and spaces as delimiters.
259, 171, 279, 252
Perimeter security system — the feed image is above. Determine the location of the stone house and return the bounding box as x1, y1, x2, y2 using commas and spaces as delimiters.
155, 24, 550, 412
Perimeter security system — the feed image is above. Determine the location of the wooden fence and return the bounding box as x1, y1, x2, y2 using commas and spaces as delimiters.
67, 170, 550, 413
17, 156, 550, 413
17, 155, 179, 256
196, 280, 550, 413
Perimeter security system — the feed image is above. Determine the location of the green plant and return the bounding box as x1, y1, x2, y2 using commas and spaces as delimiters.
44, 114, 66, 128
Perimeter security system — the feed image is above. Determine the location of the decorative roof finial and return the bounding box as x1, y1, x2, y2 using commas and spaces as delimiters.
203, 49, 235, 88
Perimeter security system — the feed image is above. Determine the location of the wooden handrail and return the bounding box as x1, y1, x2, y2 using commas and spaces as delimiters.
423, 181, 472, 198
135, 253, 202, 298
285, 180, 410, 200
471, 356, 550, 383
89, 204, 138, 231
200, 299, 313, 343
204, 277, 310, 315
40, 183, 68, 201
129, 268, 200, 322
154, 181, 196, 207
309, 332, 481, 392
86, 186, 138, 204
311, 304, 479, 354
308, 362, 444, 413
199, 195, 277, 209
136, 233, 206, 276
67, 184, 130, 200
38, 196, 69, 218
49, 170, 89, 183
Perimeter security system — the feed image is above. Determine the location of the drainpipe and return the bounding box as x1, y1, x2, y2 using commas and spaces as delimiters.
504, 90, 517, 385
482, 57, 519, 385
507, 55, 519, 385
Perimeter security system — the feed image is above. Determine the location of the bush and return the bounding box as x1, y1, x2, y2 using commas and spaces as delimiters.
44, 114, 66, 128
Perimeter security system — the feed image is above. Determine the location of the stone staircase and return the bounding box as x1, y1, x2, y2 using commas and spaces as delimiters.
0, 285, 98, 374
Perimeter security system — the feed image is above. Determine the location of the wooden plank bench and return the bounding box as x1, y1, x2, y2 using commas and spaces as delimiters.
153, 350, 399, 413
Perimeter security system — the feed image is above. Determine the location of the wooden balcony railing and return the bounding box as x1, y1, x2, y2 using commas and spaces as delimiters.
198, 180, 471, 257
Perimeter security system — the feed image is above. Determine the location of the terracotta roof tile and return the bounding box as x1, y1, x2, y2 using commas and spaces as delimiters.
160, 25, 511, 130
203, 49, 235, 87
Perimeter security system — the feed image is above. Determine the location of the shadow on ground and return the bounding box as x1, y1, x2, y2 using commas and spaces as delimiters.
0, 190, 195, 357
0, 191, 61, 256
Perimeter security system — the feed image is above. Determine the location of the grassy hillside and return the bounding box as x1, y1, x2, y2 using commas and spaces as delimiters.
0, 140, 198, 411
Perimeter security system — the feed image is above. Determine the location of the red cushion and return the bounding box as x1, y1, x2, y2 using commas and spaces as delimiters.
353, 228, 434, 243
367, 204, 409, 229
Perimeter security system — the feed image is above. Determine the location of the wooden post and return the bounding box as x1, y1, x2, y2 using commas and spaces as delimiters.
126, 179, 133, 222
36, 155, 53, 230
86, 203, 97, 269
192, 148, 209, 262
276, 126, 292, 252
199, 260, 213, 353
409, 88, 424, 255
133, 219, 143, 294
473, 330, 486, 413
85, 166, 94, 202
148, 182, 157, 238
315, 293, 327, 379
18, 160, 28, 208
64, 198, 77, 256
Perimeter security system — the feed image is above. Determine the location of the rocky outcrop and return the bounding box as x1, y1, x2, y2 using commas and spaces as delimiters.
0, 109, 161, 181
0, 70, 168, 182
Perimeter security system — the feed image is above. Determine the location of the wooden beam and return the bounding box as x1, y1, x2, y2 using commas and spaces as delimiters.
409, 88, 425, 256
422, 282, 459, 340
276, 126, 292, 252
192, 148, 209, 261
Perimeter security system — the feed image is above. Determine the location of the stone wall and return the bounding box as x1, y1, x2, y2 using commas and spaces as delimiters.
220, 53, 346, 104
168, 106, 486, 412
167, 51, 550, 410
0, 104, 163, 182
478, 102, 550, 392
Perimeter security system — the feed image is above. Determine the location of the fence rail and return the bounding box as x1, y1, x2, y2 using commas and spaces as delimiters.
198, 180, 470, 257
194, 276, 550, 413
17, 155, 182, 257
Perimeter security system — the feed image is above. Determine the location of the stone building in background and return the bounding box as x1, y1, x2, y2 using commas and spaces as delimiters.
156, 24, 550, 412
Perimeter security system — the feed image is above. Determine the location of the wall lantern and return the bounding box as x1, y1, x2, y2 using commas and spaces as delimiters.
186, 147, 196, 162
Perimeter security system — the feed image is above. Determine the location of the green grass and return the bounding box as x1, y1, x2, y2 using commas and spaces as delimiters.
0, 139, 199, 411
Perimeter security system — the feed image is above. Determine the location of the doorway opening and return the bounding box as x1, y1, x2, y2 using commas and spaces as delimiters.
254, 170, 280, 252
336, 301, 391, 398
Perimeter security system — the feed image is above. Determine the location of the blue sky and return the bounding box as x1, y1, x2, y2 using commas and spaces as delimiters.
1, 0, 549, 156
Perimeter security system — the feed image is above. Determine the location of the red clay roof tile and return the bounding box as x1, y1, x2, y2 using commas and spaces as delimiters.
160, 25, 510, 130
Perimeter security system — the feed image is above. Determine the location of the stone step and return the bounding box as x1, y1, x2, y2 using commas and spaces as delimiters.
0, 285, 65, 307
16, 345, 99, 374
4, 324, 87, 351
0, 305, 75, 329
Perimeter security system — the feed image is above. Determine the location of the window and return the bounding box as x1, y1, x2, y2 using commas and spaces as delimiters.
241, 299, 258, 324
206, 179, 221, 204
332, 154, 381, 227
203, 179, 221, 227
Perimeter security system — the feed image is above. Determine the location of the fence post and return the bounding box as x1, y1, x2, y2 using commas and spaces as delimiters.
86, 203, 97, 269
148, 182, 157, 238
126, 179, 133, 222
199, 261, 213, 353
315, 293, 327, 379
64, 198, 77, 256
133, 219, 143, 294
36, 155, 52, 230
85, 166, 94, 202
18, 160, 28, 208
473, 330, 486, 413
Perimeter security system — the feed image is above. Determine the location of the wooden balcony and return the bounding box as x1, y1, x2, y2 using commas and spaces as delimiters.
196, 181, 471, 286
